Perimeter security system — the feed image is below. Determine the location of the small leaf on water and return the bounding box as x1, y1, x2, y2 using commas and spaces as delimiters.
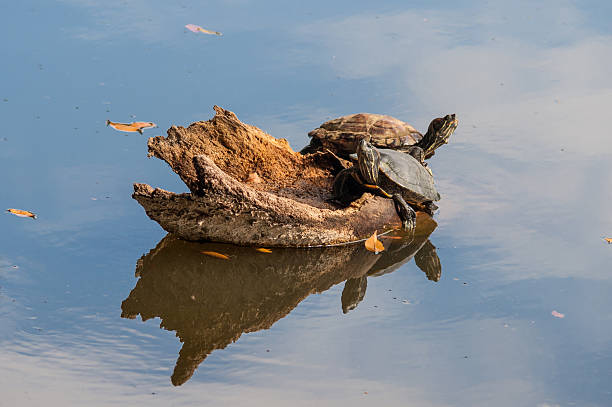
130, 121, 157, 129
246, 172, 262, 183
185, 24, 222, 36
551, 310, 565, 318
201, 251, 230, 260
106, 120, 142, 134
605, 238, 612, 244
255, 248, 272, 253
6, 209, 37, 219
106, 120, 157, 134
365, 230, 384, 254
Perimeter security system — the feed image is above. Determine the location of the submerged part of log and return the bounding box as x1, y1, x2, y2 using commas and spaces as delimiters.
134, 106, 431, 246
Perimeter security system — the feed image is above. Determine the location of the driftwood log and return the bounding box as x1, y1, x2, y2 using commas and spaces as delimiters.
133, 106, 434, 246
121, 219, 438, 385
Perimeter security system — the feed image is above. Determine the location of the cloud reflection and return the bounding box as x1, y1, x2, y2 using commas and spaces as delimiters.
293, 4, 612, 280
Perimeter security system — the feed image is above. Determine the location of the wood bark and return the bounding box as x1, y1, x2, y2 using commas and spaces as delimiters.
133, 106, 433, 246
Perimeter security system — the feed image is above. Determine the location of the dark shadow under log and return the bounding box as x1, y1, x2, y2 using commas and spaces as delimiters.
133, 106, 433, 246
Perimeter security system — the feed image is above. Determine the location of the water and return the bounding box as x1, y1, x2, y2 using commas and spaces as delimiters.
1, 1, 612, 405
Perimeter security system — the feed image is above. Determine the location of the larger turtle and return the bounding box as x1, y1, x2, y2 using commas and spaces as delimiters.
301, 113, 458, 162
333, 139, 440, 230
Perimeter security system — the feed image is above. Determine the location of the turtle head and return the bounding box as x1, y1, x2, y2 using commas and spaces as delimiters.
420, 114, 458, 158
356, 139, 380, 185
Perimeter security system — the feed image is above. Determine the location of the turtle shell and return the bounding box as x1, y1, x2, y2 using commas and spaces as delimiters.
377, 149, 440, 204
308, 113, 422, 155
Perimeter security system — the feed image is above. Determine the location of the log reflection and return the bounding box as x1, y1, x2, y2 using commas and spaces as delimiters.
121, 214, 441, 385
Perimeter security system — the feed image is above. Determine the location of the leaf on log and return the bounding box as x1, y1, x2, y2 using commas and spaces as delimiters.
365, 231, 384, 254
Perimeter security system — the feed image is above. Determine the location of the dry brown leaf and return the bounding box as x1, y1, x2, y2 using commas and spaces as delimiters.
130, 121, 157, 129
255, 248, 272, 253
6, 208, 37, 219
365, 230, 384, 254
246, 172, 262, 183
106, 120, 142, 134
201, 251, 230, 260
185, 24, 222, 36
106, 120, 157, 134
605, 238, 612, 244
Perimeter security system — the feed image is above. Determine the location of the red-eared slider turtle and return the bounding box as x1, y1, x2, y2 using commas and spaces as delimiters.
333, 139, 440, 230
301, 113, 458, 163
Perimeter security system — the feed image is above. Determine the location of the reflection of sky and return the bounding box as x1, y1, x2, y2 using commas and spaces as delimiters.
1, 0, 612, 405
292, 1, 612, 281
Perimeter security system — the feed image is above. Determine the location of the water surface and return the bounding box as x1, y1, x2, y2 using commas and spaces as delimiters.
1, 1, 612, 406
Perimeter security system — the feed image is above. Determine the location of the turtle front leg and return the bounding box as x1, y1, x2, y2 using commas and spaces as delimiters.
392, 193, 416, 231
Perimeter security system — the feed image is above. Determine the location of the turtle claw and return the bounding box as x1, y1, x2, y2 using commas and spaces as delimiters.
403, 215, 416, 231
392, 193, 416, 231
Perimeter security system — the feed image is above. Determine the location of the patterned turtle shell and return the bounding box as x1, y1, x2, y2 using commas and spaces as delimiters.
308, 113, 422, 155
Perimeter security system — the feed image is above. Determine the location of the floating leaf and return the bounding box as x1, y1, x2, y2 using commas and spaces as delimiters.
246, 172, 262, 183
365, 230, 384, 254
201, 251, 230, 260
130, 121, 157, 129
106, 120, 157, 134
551, 310, 565, 318
6, 208, 37, 219
605, 238, 612, 244
255, 248, 272, 253
185, 24, 222, 36
106, 120, 142, 134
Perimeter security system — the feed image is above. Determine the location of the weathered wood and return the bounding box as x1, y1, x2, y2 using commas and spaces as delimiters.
133, 106, 433, 246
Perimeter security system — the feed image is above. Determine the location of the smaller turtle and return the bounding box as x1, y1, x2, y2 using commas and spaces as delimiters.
302, 113, 458, 163
333, 139, 440, 230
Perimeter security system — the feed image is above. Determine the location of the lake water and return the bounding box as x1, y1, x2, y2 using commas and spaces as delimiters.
1, 1, 612, 406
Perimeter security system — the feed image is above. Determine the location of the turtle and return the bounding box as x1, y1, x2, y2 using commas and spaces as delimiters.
333, 139, 440, 230
301, 113, 458, 164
